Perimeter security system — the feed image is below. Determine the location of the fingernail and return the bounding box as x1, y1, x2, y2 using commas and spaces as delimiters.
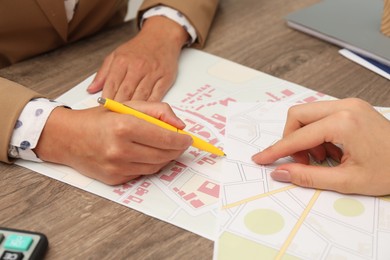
270, 170, 291, 182
178, 118, 186, 126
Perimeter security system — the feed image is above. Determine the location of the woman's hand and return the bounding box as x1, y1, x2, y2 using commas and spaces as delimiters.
252, 98, 390, 196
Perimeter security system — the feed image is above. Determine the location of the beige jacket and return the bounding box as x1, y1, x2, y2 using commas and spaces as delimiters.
0, 0, 218, 163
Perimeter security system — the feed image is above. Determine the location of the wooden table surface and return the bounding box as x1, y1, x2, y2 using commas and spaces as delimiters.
1, 0, 389, 259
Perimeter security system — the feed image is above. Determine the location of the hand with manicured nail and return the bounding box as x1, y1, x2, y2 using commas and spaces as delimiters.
252, 98, 390, 196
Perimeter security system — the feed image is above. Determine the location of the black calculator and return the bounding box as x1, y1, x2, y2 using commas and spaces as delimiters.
0, 227, 48, 260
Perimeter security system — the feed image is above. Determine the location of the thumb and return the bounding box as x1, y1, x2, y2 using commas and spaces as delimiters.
270, 164, 349, 193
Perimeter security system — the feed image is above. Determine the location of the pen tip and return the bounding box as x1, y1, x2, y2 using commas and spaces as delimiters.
97, 97, 106, 105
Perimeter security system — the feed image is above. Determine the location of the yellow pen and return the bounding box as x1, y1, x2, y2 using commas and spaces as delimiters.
97, 97, 226, 157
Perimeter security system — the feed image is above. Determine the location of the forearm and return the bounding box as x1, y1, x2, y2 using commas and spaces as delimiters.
33, 106, 83, 165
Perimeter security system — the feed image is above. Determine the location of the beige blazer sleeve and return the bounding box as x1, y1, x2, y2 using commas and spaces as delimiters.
0, 79, 43, 163
138, 0, 219, 48
0, 1, 127, 164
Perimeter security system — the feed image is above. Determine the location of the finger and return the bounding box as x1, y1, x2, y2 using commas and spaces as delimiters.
128, 101, 186, 129
114, 70, 145, 102
118, 138, 189, 164
252, 115, 339, 165
100, 158, 172, 185
270, 163, 354, 194
289, 143, 341, 165
87, 55, 113, 94
283, 100, 355, 136
130, 74, 156, 101
121, 162, 167, 176
307, 145, 327, 163
147, 76, 174, 102
102, 59, 128, 100
323, 142, 343, 163
123, 116, 193, 150
105, 160, 167, 177
289, 150, 310, 164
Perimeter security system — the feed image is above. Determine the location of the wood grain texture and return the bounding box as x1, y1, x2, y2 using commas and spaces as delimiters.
1, 1, 389, 259
382, 0, 390, 36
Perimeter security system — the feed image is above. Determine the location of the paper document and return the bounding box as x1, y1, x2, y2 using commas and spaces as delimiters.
17, 49, 334, 240
214, 102, 390, 259
339, 49, 390, 80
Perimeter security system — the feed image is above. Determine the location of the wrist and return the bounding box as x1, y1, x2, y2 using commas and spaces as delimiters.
33, 107, 79, 165
141, 16, 189, 49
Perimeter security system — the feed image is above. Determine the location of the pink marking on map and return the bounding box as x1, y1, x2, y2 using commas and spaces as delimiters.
112, 180, 139, 196
219, 97, 237, 107
173, 106, 226, 130
184, 193, 197, 200
212, 114, 226, 123
198, 181, 220, 198
160, 171, 180, 182
197, 157, 217, 165
189, 150, 202, 158
181, 85, 214, 103
184, 118, 196, 124
187, 125, 213, 139
123, 195, 143, 204
282, 89, 294, 96
190, 200, 204, 208
209, 138, 219, 145
160, 162, 187, 182
174, 186, 206, 209
195, 105, 205, 111
206, 102, 218, 106
266, 92, 281, 102
304, 96, 318, 103
135, 187, 148, 196
196, 131, 211, 139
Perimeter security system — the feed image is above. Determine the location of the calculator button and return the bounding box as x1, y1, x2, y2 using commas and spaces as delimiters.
0, 251, 24, 260
4, 235, 33, 251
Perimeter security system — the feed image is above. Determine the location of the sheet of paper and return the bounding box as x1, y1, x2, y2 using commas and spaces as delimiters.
339, 49, 390, 80
214, 102, 390, 259
16, 49, 333, 240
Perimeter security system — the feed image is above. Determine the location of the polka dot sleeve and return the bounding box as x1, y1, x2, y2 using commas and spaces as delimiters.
8, 98, 65, 162
140, 5, 197, 46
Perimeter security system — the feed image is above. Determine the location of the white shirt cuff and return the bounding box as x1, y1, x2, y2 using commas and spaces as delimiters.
9, 98, 65, 162
141, 5, 197, 46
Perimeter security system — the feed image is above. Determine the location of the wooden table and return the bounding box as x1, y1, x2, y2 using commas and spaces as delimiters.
1, 0, 389, 259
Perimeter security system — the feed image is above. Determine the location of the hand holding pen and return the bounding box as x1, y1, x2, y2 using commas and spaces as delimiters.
98, 97, 225, 157
34, 100, 194, 185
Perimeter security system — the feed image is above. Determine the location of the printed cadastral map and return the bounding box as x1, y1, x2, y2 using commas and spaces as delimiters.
18, 49, 344, 240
